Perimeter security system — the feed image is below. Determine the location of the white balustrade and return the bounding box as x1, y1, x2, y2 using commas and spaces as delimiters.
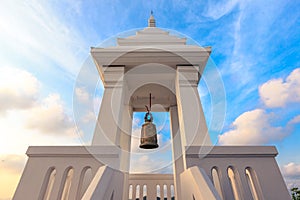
128, 174, 175, 200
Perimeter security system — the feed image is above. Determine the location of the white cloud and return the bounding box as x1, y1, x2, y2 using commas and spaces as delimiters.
0, 67, 40, 113
218, 109, 286, 145
25, 94, 76, 135
93, 95, 102, 115
130, 155, 172, 174
0, 108, 81, 155
0, 69, 81, 154
81, 111, 96, 123
0, 67, 78, 136
0, 154, 26, 174
289, 115, 300, 125
281, 163, 300, 189
259, 68, 300, 107
282, 163, 300, 178
129, 127, 173, 173
75, 87, 90, 103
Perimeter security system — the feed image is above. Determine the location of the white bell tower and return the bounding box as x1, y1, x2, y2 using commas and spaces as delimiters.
90, 13, 212, 198
13, 14, 290, 200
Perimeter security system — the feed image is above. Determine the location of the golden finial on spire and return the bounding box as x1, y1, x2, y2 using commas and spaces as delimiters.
148, 10, 156, 27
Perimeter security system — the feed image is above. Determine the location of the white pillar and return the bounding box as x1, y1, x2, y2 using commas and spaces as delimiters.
132, 184, 136, 200
169, 105, 184, 199
118, 104, 133, 172
119, 103, 133, 200
92, 66, 125, 146
91, 66, 134, 200
175, 66, 211, 147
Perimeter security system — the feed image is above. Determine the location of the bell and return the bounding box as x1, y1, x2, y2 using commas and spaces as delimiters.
139, 112, 159, 149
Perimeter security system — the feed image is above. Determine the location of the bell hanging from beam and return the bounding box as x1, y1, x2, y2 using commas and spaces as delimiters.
139, 93, 159, 149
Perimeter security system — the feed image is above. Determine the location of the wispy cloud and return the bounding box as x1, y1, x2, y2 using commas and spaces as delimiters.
204, 0, 239, 20
217, 1, 300, 123
0, 0, 299, 198
0, 1, 87, 78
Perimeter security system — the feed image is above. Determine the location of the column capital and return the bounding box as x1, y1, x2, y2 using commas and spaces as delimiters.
102, 66, 125, 88
176, 65, 201, 87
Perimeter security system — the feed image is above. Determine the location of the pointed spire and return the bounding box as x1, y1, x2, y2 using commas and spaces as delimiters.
148, 10, 156, 27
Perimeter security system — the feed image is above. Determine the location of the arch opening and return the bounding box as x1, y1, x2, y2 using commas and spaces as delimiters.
129, 185, 133, 199
77, 167, 93, 199
170, 185, 175, 199
136, 185, 140, 199
40, 167, 56, 200
61, 168, 74, 200
143, 185, 147, 199
163, 184, 168, 198
156, 185, 161, 198
245, 167, 261, 200
211, 167, 223, 199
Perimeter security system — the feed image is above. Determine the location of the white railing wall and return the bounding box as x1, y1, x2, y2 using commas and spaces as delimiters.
82, 165, 124, 200
128, 174, 174, 200
14, 145, 290, 200
185, 146, 290, 200
13, 146, 120, 200
180, 166, 221, 200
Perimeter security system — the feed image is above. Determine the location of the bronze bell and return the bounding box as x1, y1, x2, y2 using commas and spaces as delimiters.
139, 93, 159, 149
139, 112, 159, 149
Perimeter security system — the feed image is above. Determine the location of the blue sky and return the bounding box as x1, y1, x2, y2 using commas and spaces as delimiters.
0, 0, 300, 199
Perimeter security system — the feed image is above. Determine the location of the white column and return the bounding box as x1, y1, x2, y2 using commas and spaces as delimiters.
91, 66, 133, 200
117, 102, 133, 200
147, 183, 156, 200
139, 184, 143, 200
117, 84, 133, 200
160, 185, 164, 199
92, 67, 125, 146
132, 184, 136, 200
118, 103, 133, 172
169, 105, 184, 199
167, 184, 172, 200
175, 66, 211, 147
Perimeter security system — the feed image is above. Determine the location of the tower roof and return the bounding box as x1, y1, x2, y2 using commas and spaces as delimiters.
117, 27, 187, 46
91, 15, 211, 73
117, 12, 187, 46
